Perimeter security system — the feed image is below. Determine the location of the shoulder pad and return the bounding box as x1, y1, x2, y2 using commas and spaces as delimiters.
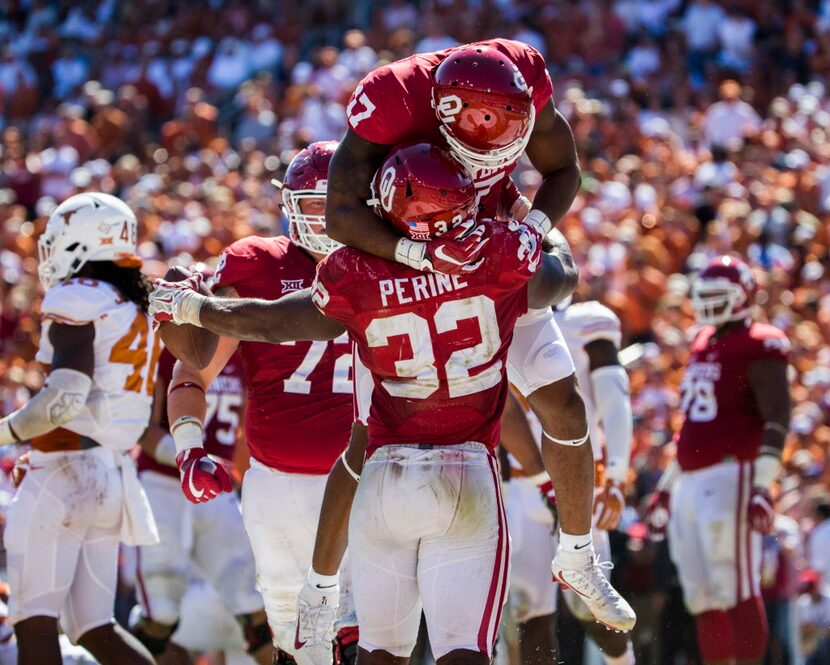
41, 279, 121, 325
567, 301, 622, 347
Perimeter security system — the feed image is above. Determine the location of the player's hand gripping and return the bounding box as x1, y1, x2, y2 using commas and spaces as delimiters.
149, 274, 205, 326
748, 487, 775, 534
395, 219, 490, 275
176, 447, 233, 504
644, 490, 670, 541
594, 479, 626, 531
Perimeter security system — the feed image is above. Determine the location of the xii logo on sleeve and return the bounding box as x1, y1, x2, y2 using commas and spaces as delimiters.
282, 279, 305, 293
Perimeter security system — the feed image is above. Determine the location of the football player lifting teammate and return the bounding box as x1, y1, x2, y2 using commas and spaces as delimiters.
0, 194, 160, 665
149, 143, 636, 665
322, 39, 621, 627
154, 142, 358, 664
645, 256, 791, 665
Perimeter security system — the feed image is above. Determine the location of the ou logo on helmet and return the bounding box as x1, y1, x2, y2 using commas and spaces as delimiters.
435, 94, 463, 124
512, 65, 528, 92
378, 166, 397, 212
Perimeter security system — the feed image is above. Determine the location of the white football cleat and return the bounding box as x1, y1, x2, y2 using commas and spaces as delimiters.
293, 580, 339, 665
551, 550, 637, 633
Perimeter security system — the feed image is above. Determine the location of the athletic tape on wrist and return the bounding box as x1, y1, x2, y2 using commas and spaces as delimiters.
170, 415, 204, 454
525, 209, 553, 237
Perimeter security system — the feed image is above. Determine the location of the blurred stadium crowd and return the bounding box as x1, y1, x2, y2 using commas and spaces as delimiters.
0, 0, 829, 663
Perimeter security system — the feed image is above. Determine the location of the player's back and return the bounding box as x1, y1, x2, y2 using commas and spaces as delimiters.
35, 277, 161, 452
314, 222, 541, 456
677, 321, 789, 471
213, 235, 353, 473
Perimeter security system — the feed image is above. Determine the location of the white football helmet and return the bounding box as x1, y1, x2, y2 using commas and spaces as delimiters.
38, 192, 139, 290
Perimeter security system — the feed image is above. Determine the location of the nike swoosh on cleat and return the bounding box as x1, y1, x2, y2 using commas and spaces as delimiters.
294, 622, 306, 650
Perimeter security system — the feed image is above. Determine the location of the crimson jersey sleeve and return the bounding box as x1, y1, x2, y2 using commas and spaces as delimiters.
746, 322, 790, 363
312, 250, 357, 324
213, 236, 270, 292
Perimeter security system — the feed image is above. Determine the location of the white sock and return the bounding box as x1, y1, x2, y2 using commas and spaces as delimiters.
559, 530, 594, 554
307, 568, 339, 595
603, 642, 634, 665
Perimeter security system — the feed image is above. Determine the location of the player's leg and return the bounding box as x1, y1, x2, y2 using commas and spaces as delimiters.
63, 456, 154, 664
730, 462, 767, 665
507, 312, 593, 537
416, 445, 508, 665
194, 489, 272, 664
6, 451, 99, 662
669, 465, 736, 665
13, 617, 62, 665
505, 478, 558, 665
132, 471, 190, 657
241, 459, 327, 659
349, 447, 428, 665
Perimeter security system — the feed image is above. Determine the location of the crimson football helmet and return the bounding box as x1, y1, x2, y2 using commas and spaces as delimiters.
280, 141, 342, 256
432, 45, 535, 170
691, 255, 756, 326
367, 143, 477, 241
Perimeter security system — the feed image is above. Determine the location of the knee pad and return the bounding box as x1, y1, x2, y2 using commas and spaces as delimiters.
731, 597, 768, 659
694, 610, 734, 662
131, 618, 178, 656
238, 614, 274, 655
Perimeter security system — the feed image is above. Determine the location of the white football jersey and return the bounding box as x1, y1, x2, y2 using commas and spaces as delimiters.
36, 278, 160, 452
553, 301, 622, 460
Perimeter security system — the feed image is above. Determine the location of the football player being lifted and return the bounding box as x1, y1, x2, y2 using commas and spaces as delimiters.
1, 194, 161, 665
645, 257, 790, 665
322, 39, 616, 622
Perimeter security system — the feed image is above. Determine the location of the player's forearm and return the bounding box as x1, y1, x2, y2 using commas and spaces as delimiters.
138, 424, 177, 467
327, 203, 401, 261
197, 297, 290, 343
531, 161, 581, 228
527, 228, 579, 309
591, 366, 633, 483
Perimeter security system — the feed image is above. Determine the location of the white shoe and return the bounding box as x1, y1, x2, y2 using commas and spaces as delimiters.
293, 580, 338, 665
551, 550, 636, 633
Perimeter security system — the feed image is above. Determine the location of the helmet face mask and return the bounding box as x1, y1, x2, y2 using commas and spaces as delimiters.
281, 141, 342, 257
37, 192, 139, 290
432, 46, 535, 171
691, 256, 755, 327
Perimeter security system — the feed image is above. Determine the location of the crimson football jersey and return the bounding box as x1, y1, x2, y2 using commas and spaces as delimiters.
676, 321, 789, 472
313, 222, 541, 457
138, 348, 245, 478
212, 235, 353, 474
346, 38, 552, 218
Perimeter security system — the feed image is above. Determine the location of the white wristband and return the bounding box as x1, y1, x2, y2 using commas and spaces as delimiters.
524, 209, 552, 237
155, 434, 177, 466
170, 416, 204, 455
753, 453, 782, 490
526, 471, 549, 488
394, 238, 426, 270
178, 292, 206, 326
